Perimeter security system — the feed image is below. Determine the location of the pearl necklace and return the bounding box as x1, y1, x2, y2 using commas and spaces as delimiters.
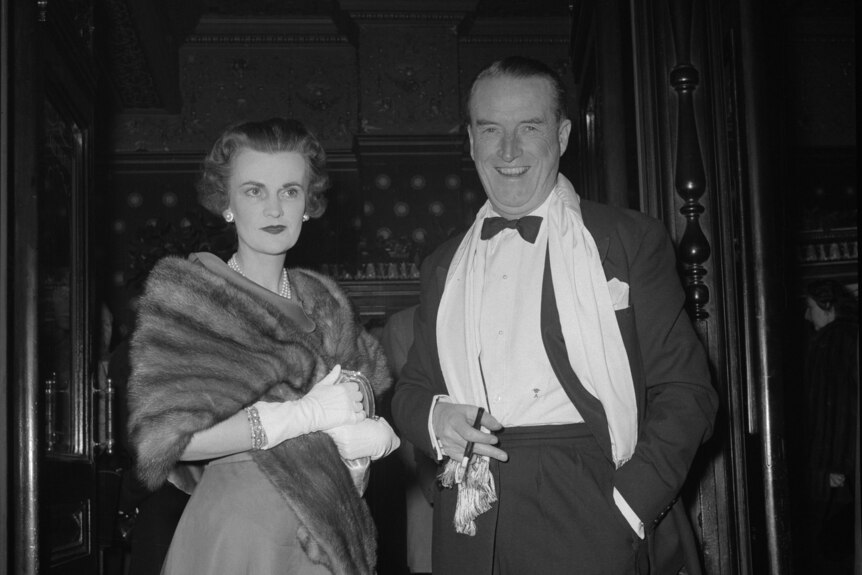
228, 254, 292, 299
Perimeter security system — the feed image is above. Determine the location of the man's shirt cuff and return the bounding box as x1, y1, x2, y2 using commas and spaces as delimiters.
613, 488, 645, 539
428, 395, 451, 461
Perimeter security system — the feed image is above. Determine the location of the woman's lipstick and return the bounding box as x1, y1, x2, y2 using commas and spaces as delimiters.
261, 225, 286, 234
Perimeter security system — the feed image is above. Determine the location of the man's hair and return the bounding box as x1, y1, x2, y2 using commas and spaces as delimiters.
466, 56, 568, 124
197, 117, 330, 219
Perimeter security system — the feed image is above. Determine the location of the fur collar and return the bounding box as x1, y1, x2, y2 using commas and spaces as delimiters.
128, 255, 391, 574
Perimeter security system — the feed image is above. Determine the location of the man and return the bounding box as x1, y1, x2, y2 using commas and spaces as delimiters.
391, 56, 718, 575
380, 305, 435, 575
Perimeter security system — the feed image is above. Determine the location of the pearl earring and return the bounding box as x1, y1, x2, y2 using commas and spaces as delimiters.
224, 211, 234, 223
302, 214, 310, 222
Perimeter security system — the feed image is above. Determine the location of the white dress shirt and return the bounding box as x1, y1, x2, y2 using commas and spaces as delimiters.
428, 196, 644, 537
477, 199, 584, 426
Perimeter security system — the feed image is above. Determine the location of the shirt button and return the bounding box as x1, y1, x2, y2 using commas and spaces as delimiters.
502, 274, 508, 279
498, 330, 503, 335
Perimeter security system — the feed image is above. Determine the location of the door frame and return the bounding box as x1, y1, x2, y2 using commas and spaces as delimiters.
5, 0, 42, 572
1, 0, 11, 566
570, 0, 795, 572
4, 0, 102, 572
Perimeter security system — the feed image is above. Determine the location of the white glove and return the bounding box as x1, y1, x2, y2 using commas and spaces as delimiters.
254, 365, 366, 450
324, 417, 401, 461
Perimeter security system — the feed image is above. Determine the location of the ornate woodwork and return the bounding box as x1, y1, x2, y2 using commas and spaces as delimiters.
0, 2, 852, 574
100, 0, 203, 112
111, 16, 357, 152
103, 6, 573, 328
668, 0, 711, 321
9, 1, 107, 572
628, 0, 762, 572
567, 1, 638, 207
340, 280, 421, 322
102, 0, 162, 109
354, 134, 472, 265
787, 145, 857, 290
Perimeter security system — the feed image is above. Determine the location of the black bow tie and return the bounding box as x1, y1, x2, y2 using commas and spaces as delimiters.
480, 215, 543, 243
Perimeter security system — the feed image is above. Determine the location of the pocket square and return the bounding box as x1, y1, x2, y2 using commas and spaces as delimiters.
607, 278, 630, 310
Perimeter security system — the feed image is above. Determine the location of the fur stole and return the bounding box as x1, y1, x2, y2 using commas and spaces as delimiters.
127, 255, 391, 574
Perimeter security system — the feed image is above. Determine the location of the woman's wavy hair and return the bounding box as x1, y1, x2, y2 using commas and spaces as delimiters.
197, 118, 330, 219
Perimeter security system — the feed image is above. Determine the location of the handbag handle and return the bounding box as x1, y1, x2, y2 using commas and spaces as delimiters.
338, 370, 375, 419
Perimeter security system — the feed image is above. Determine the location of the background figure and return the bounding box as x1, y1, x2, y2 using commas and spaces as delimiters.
798, 279, 858, 574
109, 335, 190, 575
96, 289, 190, 575
381, 305, 435, 575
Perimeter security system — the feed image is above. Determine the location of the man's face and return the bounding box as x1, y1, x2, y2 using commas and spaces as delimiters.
468, 75, 571, 219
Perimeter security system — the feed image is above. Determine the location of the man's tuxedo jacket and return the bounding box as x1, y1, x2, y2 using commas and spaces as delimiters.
392, 199, 718, 571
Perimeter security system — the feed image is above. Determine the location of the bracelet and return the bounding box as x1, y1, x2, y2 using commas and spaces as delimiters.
244, 406, 268, 450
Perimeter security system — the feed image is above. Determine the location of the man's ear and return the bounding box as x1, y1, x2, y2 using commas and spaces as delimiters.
467, 124, 476, 161
558, 118, 572, 156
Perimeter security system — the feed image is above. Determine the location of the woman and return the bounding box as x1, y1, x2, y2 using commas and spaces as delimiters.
127, 118, 400, 574
798, 280, 858, 573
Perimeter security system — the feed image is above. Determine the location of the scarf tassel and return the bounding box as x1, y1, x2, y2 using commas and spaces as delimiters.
438, 456, 497, 536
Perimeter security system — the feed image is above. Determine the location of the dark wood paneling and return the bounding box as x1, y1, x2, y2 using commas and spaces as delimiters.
569, 0, 638, 208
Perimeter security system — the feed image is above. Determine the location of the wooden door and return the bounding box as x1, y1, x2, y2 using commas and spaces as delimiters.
39, 93, 100, 574
569, 1, 795, 573
6, 1, 107, 573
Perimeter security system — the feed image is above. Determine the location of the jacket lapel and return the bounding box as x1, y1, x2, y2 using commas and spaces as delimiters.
594, 234, 611, 266
540, 249, 615, 463
431, 216, 638, 464
538, 207, 641, 463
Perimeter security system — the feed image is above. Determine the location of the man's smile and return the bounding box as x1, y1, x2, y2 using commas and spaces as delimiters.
496, 166, 530, 177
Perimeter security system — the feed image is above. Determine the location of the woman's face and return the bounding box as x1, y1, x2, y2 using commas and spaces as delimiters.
804, 296, 835, 331
227, 148, 309, 257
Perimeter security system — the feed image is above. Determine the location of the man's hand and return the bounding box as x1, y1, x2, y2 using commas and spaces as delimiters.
432, 402, 508, 462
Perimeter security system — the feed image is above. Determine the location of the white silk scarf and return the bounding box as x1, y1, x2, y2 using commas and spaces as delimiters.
437, 174, 637, 467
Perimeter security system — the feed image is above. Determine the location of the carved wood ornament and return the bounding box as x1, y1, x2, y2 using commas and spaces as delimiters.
668, 0, 711, 320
